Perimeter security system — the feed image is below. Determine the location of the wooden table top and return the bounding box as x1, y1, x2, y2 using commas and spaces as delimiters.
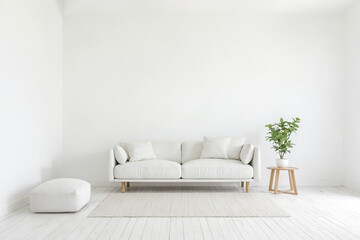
267, 166, 298, 170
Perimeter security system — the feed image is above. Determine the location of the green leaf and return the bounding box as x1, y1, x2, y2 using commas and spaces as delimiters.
265, 117, 300, 157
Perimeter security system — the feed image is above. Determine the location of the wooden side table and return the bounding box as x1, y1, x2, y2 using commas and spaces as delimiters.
267, 166, 298, 195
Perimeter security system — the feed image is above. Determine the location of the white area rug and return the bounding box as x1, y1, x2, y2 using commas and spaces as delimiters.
89, 192, 290, 217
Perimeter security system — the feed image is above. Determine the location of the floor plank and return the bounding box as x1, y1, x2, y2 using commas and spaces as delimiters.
0, 186, 359, 240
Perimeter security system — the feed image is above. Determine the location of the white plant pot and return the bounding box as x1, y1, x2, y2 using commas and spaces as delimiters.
276, 158, 289, 168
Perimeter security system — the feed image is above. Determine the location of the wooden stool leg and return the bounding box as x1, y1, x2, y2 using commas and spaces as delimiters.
269, 170, 275, 191
274, 170, 280, 194
291, 170, 298, 195
121, 182, 126, 193
246, 182, 249, 193
127, 182, 130, 188
241, 182, 244, 187
288, 170, 294, 191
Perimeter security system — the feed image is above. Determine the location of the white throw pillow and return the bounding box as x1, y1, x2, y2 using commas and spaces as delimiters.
227, 137, 246, 160
200, 137, 231, 159
113, 146, 128, 165
240, 144, 255, 164
125, 141, 157, 162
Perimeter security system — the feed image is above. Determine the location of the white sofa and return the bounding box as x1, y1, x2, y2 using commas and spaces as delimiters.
108, 140, 261, 193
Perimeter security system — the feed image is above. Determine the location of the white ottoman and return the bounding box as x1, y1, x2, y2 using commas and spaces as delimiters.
30, 178, 91, 213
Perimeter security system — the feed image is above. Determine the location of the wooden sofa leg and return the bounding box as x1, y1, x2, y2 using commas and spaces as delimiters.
246, 182, 249, 193
241, 182, 244, 187
127, 182, 130, 188
122, 182, 126, 193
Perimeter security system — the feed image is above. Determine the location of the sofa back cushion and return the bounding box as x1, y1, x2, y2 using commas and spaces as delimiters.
125, 141, 157, 162
182, 141, 203, 163
200, 137, 231, 159
120, 141, 182, 163
227, 137, 246, 160
182, 137, 246, 163
152, 142, 182, 163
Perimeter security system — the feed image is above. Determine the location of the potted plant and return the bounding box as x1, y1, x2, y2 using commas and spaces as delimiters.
265, 117, 300, 168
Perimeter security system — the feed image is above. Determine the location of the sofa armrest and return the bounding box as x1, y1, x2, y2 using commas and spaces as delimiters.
108, 148, 116, 182
250, 147, 261, 182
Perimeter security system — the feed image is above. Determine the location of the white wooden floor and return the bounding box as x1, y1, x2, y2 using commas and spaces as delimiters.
1, 186, 360, 240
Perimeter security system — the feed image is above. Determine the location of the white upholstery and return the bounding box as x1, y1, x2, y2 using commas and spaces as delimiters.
181, 141, 203, 163
110, 138, 261, 183
182, 159, 253, 179
114, 159, 181, 179
251, 147, 261, 181
30, 178, 91, 213
152, 142, 182, 163
125, 141, 157, 161
227, 137, 246, 159
114, 146, 128, 164
109, 148, 116, 181
200, 137, 231, 159
240, 144, 255, 164
182, 137, 246, 163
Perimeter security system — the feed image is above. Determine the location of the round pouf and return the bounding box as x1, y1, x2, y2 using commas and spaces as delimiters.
30, 178, 91, 213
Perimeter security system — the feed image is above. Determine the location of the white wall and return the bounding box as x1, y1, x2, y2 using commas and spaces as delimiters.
63, 0, 346, 187
0, 0, 63, 217
344, 1, 360, 191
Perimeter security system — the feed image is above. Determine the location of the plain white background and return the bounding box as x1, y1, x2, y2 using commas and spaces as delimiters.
344, 1, 360, 191
0, 0, 63, 216
63, 0, 348, 187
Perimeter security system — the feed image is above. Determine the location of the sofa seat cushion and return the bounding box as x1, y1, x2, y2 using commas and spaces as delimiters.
181, 159, 253, 179
114, 159, 181, 179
